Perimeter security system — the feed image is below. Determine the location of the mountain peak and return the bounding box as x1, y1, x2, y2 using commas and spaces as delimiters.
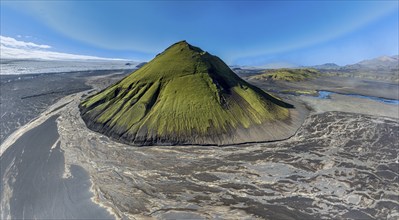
376, 55, 397, 62
79, 42, 303, 146
163, 40, 204, 54
175, 40, 189, 45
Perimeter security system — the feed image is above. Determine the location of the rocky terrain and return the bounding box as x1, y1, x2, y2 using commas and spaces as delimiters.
59, 94, 399, 219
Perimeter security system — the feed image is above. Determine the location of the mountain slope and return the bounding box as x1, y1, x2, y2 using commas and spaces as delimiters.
80, 41, 303, 145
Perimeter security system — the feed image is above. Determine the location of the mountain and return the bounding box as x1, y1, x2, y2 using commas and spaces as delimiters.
249, 68, 320, 82
311, 63, 341, 70
345, 55, 399, 70
79, 41, 302, 146
308, 55, 398, 71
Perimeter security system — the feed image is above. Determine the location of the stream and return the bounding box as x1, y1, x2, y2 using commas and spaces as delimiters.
317, 90, 399, 105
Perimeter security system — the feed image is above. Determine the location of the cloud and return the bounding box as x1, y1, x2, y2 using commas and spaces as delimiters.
1, 35, 51, 49
0, 36, 124, 61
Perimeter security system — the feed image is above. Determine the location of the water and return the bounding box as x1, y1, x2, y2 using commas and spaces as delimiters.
318, 91, 333, 99
317, 90, 399, 105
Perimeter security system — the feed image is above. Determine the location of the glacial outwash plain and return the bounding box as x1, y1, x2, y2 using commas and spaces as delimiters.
1, 40, 398, 219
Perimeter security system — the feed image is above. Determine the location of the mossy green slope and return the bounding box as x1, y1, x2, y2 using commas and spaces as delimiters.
250, 68, 320, 82
80, 41, 297, 145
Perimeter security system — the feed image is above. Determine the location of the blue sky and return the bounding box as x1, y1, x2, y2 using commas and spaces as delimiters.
0, 1, 398, 66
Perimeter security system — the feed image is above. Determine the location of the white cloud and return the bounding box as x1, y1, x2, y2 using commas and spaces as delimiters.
0, 35, 125, 61
1, 36, 51, 49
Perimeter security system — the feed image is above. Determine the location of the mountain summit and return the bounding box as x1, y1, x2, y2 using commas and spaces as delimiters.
79, 41, 303, 145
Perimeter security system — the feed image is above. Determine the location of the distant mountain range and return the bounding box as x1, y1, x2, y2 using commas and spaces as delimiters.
309, 55, 398, 82
311, 55, 399, 70
236, 55, 399, 71
235, 55, 398, 82
344, 55, 398, 70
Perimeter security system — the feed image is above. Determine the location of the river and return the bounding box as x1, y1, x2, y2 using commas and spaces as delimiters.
317, 90, 399, 105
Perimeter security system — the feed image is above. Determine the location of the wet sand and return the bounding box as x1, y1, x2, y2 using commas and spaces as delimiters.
0, 114, 113, 219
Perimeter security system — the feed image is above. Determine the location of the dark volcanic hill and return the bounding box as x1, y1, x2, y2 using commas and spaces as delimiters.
79, 41, 304, 145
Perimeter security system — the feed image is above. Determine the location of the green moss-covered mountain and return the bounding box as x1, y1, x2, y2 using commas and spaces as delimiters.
250, 68, 320, 82
80, 41, 302, 145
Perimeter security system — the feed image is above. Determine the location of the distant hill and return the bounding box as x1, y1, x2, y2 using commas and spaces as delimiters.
249, 68, 320, 82
344, 55, 399, 70
311, 63, 341, 70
